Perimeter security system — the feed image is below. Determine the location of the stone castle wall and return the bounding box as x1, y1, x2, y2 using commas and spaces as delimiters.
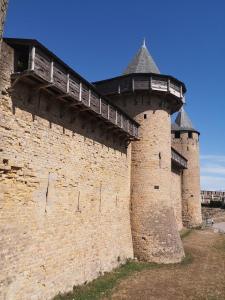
0, 39, 201, 299
171, 168, 183, 231
0, 42, 133, 300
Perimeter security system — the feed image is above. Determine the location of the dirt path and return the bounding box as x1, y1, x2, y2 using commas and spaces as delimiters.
105, 230, 225, 300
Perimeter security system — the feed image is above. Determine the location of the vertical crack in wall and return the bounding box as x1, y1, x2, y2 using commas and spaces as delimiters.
76, 191, 81, 213
99, 182, 102, 212
44, 173, 50, 213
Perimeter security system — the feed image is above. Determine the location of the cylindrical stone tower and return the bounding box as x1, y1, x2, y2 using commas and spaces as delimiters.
94, 41, 186, 263
129, 95, 185, 263
172, 107, 202, 227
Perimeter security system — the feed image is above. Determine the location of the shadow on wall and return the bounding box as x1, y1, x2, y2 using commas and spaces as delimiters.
10, 81, 128, 155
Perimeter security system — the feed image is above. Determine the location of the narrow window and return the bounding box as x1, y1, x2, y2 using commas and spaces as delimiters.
175, 132, 180, 139
188, 132, 193, 139
144, 114, 147, 119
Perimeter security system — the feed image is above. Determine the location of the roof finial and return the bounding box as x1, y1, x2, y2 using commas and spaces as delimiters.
123, 37, 160, 74
142, 38, 146, 48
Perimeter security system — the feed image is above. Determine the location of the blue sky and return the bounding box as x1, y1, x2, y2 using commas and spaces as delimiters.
4, 0, 225, 190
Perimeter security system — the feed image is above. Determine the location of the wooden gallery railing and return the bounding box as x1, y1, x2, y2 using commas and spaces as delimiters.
171, 148, 187, 169
11, 43, 139, 140
94, 74, 185, 105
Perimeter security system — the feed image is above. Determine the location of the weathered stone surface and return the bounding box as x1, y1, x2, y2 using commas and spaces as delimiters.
172, 132, 202, 227
107, 94, 185, 263
0, 40, 202, 300
0, 0, 8, 53
171, 168, 183, 231
0, 42, 133, 300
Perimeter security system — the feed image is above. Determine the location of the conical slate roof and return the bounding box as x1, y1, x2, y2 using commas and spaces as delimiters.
171, 122, 181, 131
172, 107, 197, 132
123, 39, 160, 74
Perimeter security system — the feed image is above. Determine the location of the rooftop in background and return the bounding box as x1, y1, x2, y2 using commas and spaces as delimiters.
123, 39, 160, 75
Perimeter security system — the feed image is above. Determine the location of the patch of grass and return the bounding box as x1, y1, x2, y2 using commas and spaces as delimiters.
53, 260, 160, 300
53, 248, 195, 300
180, 251, 194, 265
180, 229, 192, 240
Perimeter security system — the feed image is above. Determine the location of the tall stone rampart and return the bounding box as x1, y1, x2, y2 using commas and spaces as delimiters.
0, 42, 133, 300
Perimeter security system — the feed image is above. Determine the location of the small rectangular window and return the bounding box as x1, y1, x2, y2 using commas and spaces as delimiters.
144, 114, 147, 119
188, 132, 193, 138
175, 132, 180, 139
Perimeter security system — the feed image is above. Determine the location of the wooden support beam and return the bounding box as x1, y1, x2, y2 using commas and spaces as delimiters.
167, 79, 170, 92
79, 82, 82, 101
180, 85, 183, 98
107, 104, 109, 120
88, 90, 91, 107
66, 74, 70, 93
34, 83, 54, 91
9, 73, 30, 91
56, 94, 69, 100
30, 46, 36, 71
125, 139, 131, 148
50, 61, 54, 82
69, 100, 82, 107
79, 107, 91, 112
99, 98, 102, 115
149, 76, 152, 90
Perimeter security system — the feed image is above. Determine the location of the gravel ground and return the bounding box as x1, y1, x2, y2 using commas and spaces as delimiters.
104, 230, 225, 300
